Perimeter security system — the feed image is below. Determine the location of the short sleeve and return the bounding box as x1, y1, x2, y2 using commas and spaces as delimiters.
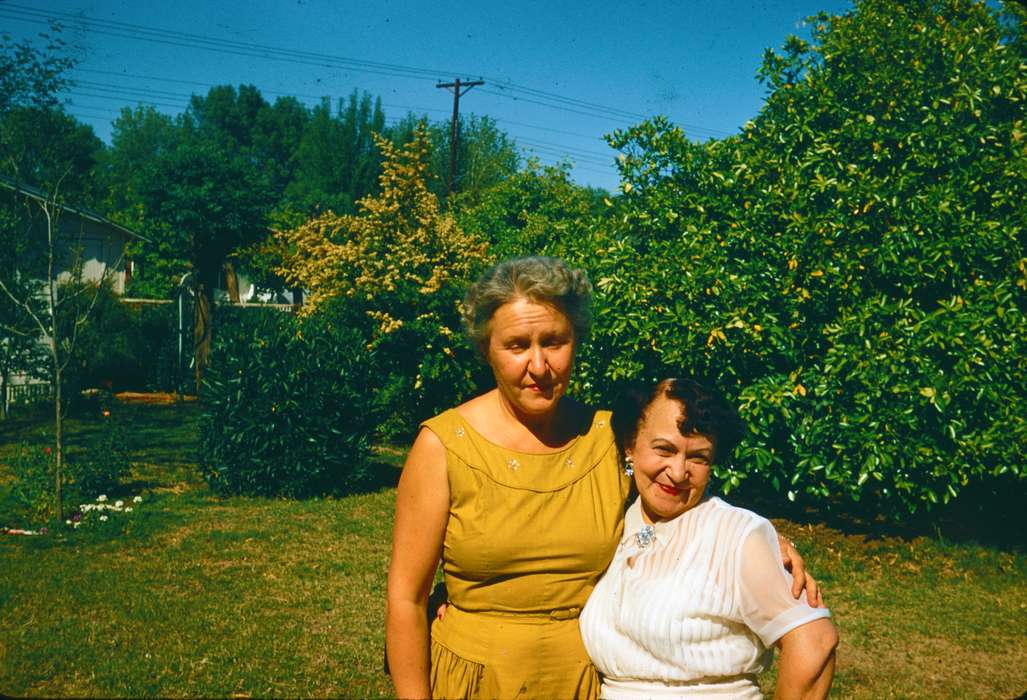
735, 518, 831, 647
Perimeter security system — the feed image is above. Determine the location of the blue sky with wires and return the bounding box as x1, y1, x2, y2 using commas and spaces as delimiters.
1, 0, 852, 192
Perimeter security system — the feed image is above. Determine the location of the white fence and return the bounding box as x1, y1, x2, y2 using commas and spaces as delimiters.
4, 382, 51, 411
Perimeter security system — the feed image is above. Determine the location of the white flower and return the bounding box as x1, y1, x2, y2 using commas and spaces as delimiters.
65, 520, 72, 525
115, 500, 124, 508
133, 496, 143, 504
99, 515, 108, 522
73, 522, 81, 528
125, 507, 133, 512
97, 495, 108, 502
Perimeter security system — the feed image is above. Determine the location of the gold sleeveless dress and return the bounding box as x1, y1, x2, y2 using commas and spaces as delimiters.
421, 407, 630, 699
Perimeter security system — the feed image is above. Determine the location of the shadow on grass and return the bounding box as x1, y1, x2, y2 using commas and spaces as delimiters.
727, 475, 1026, 553
345, 456, 402, 495
2, 400, 202, 478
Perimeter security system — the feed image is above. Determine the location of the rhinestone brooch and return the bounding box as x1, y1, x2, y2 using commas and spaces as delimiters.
506, 458, 521, 471
454, 427, 466, 438
635, 524, 656, 549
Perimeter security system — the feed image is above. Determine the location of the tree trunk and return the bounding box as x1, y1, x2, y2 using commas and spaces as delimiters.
292, 286, 303, 307
54, 365, 63, 522
1, 367, 7, 421
224, 260, 240, 304
194, 279, 213, 395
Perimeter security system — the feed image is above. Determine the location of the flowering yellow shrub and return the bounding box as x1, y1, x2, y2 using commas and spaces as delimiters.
274, 126, 491, 435
275, 126, 489, 328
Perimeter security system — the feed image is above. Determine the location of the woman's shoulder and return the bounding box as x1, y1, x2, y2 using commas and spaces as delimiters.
419, 405, 464, 439
703, 497, 775, 539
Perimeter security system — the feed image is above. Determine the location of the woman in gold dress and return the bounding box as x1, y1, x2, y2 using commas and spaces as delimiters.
385, 257, 817, 699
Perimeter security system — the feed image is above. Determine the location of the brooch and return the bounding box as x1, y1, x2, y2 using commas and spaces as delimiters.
635, 524, 656, 549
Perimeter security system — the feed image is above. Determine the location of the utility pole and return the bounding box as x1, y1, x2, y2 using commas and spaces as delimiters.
436, 77, 484, 198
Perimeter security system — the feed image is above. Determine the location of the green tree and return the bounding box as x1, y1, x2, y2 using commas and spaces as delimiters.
0, 24, 74, 114
390, 113, 520, 206
582, 0, 1026, 513
456, 159, 606, 260
99, 106, 183, 298
286, 90, 386, 217
136, 135, 274, 391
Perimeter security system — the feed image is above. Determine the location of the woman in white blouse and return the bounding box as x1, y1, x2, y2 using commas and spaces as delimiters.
580, 378, 838, 700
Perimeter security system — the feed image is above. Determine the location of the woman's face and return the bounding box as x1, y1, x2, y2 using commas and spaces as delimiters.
486, 297, 576, 420
627, 394, 714, 523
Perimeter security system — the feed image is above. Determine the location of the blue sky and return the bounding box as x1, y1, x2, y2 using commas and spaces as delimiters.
2, 0, 853, 191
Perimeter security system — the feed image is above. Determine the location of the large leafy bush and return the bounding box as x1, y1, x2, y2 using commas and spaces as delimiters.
199, 308, 377, 497
574, 0, 1026, 513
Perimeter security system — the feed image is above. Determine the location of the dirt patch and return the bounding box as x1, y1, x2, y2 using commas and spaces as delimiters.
115, 392, 198, 405
840, 630, 1027, 699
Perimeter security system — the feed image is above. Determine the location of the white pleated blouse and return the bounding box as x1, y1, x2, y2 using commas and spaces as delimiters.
580, 496, 831, 700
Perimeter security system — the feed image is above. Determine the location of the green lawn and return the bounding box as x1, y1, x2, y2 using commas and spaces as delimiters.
1, 401, 1025, 698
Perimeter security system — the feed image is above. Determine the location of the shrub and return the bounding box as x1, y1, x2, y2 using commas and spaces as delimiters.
67, 410, 132, 500
7, 443, 55, 526
199, 308, 378, 497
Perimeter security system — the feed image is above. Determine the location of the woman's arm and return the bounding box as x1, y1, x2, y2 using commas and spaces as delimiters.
736, 520, 836, 700
385, 428, 450, 700
774, 618, 838, 700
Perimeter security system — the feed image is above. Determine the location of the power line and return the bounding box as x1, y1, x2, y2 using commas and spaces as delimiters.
0, 4, 448, 81
519, 145, 611, 169
0, 3, 730, 136
485, 81, 646, 122
514, 136, 616, 162
478, 88, 636, 126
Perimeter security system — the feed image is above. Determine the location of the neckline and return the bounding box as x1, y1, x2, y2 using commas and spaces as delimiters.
624, 495, 718, 543
452, 407, 601, 457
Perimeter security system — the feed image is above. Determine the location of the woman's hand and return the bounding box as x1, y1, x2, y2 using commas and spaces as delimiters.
774, 618, 838, 700
385, 428, 450, 700
777, 535, 824, 608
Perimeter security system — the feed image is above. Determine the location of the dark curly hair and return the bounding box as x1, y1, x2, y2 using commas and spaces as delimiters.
611, 378, 746, 464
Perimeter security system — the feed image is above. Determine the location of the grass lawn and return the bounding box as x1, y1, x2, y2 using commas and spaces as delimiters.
1, 400, 1025, 698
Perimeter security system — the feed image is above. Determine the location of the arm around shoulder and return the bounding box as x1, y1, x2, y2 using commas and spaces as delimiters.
385, 427, 450, 700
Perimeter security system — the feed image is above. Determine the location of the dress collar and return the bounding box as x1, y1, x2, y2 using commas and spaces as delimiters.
621, 495, 718, 549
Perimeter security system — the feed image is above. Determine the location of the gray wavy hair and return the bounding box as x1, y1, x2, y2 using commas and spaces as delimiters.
462, 256, 593, 357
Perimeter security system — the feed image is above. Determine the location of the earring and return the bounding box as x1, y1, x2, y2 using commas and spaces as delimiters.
623, 455, 634, 477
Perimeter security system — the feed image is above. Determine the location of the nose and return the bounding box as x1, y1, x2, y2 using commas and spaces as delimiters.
665, 456, 689, 483
527, 346, 547, 375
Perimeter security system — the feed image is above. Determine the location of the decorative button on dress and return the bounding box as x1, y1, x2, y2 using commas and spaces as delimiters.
421, 408, 630, 700
579, 497, 831, 700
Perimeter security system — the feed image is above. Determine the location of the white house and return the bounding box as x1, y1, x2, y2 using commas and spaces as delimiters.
1, 176, 147, 411
0, 176, 146, 294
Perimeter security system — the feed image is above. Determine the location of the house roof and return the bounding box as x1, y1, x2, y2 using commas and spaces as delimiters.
0, 175, 151, 243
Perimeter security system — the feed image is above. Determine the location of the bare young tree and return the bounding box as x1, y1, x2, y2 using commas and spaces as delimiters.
0, 173, 122, 520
